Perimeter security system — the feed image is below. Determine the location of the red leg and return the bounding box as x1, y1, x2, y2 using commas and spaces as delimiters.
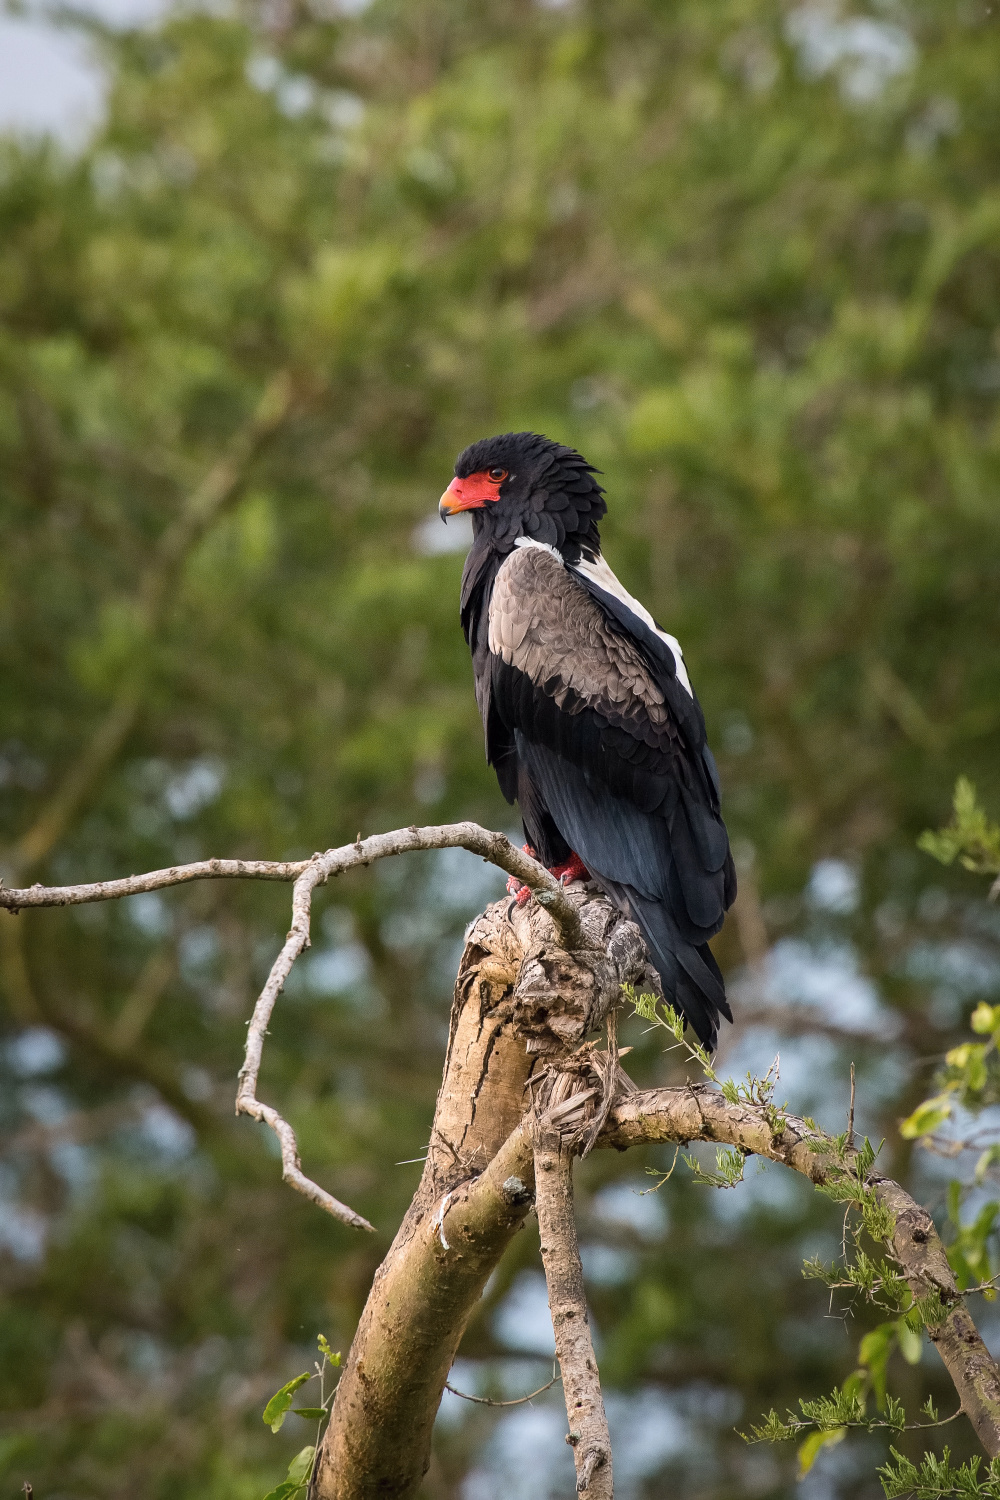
507, 846, 589, 907
507, 844, 537, 906
549, 852, 590, 885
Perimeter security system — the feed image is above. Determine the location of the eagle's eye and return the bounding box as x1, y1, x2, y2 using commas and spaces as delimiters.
488, 467, 508, 482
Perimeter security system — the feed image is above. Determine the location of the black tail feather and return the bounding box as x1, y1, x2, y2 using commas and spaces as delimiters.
621, 887, 730, 1051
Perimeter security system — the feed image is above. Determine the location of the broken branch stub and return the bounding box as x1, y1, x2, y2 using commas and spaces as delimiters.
512, 896, 649, 1055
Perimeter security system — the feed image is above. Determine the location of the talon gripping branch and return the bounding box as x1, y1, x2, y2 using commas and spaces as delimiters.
440, 431, 737, 1050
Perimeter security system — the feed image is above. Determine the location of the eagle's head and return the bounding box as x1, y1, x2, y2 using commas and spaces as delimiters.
439, 431, 606, 560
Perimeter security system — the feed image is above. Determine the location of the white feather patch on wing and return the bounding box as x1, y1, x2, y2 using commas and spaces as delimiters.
573, 554, 693, 697
513, 536, 564, 562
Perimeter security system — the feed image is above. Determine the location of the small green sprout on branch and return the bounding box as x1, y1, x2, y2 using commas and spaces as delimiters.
624, 982, 785, 1189
754, 1136, 959, 1478
761, 775, 1000, 1499
744, 1322, 969, 1481
899, 999, 1000, 1164
624, 982, 783, 1109
625, 983, 719, 1080
683, 1143, 748, 1189
879, 1447, 1000, 1500
260, 1334, 341, 1500
810, 1134, 898, 1254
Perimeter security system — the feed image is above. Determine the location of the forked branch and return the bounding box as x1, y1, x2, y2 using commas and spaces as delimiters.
0, 822, 589, 1229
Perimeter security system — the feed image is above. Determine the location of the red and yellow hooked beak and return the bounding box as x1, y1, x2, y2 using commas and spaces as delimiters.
439, 470, 505, 518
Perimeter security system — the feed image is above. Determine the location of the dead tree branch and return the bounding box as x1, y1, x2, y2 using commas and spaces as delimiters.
524, 1029, 624, 1497
602, 1088, 1000, 1459
0, 857, 308, 907
534, 1118, 612, 1496
0, 824, 585, 945
0, 823, 594, 1230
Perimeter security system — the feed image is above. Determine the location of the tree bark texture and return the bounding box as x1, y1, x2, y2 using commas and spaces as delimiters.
534, 1126, 612, 1496
312, 886, 647, 1500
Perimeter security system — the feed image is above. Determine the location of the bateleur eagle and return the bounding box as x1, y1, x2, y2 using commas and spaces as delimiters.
440, 431, 736, 1049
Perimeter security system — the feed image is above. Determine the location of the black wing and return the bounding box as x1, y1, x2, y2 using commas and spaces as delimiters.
486, 543, 735, 1047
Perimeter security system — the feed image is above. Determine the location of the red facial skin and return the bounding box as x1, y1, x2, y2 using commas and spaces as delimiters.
439, 470, 504, 514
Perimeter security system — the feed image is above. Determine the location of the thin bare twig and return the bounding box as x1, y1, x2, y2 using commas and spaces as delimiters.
444, 1364, 560, 1407
0, 856, 308, 908
848, 1061, 856, 1151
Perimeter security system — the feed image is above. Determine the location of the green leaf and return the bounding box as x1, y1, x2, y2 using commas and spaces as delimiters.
798, 1427, 846, 1477
971, 1003, 1000, 1036
258, 1446, 317, 1500
263, 1373, 313, 1433
944, 1042, 988, 1093
292, 1407, 327, 1421
259, 1482, 302, 1500
975, 1144, 1000, 1185
900, 1095, 953, 1139
683, 1145, 747, 1189
878, 1444, 1000, 1500
914, 1289, 949, 1329
287, 1447, 316, 1484
919, 778, 1000, 877
859, 1323, 896, 1409
904, 1305, 924, 1335
742, 1408, 798, 1443
896, 1318, 923, 1366
946, 1197, 1000, 1291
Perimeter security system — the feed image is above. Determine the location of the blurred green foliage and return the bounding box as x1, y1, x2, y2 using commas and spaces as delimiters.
4, 0, 1000, 1495
919, 777, 1000, 883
